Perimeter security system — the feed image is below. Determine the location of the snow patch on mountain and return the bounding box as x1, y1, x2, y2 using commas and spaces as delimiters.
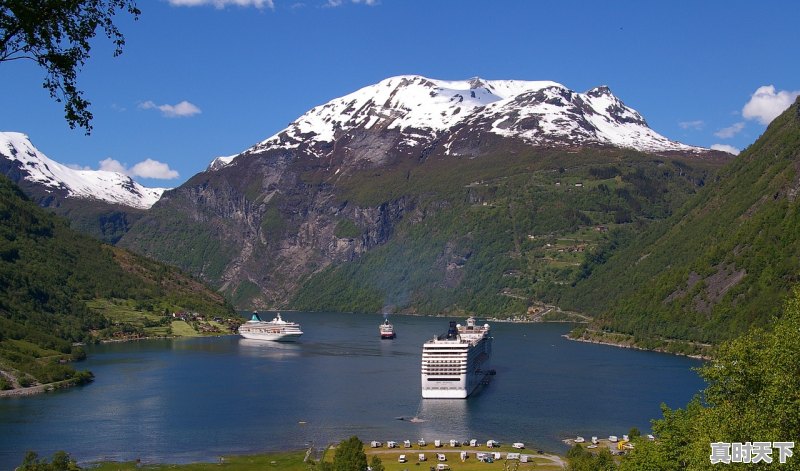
207, 154, 237, 171
0, 132, 166, 209
212, 75, 706, 169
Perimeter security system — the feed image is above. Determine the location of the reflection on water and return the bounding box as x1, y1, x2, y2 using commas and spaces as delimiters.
237, 338, 302, 359
415, 399, 469, 440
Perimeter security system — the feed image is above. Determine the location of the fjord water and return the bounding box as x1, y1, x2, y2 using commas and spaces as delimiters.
0, 312, 704, 467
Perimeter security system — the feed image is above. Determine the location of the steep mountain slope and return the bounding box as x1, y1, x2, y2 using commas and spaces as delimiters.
0, 132, 165, 243
566, 96, 800, 350
120, 75, 726, 310
0, 176, 234, 392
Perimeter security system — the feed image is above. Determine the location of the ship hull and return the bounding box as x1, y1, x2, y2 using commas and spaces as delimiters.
421, 364, 489, 398
238, 331, 302, 342
421, 386, 469, 399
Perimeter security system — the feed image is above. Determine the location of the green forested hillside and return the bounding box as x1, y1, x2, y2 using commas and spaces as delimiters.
292, 148, 723, 316
0, 176, 235, 392
565, 97, 800, 350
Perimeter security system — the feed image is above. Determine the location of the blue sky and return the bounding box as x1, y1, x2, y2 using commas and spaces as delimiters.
1, 0, 799, 188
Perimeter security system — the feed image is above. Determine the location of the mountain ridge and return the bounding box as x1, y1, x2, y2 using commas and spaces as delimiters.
0, 131, 166, 210
209, 75, 707, 171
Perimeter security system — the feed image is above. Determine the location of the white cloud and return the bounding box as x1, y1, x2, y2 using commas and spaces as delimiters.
139, 100, 202, 118
130, 159, 181, 179
168, 0, 274, 8
99, 158, 128, 173
714, 122, 745, 139
678, 120, 704, 131
711, 144, 740, 155
325, 0, 378, 6
742, 85, 800, 125
98, 158, 180, 180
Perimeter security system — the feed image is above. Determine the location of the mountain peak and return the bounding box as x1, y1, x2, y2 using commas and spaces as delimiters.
468, 76, 488, 89
0, 131, 166, 209
225, 75, 704, 169
586, 85, 613, 97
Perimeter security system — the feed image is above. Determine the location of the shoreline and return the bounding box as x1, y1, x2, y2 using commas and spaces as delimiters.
0, 376, 88, 398
1, 333, 236, 399
563, 334, 711, 360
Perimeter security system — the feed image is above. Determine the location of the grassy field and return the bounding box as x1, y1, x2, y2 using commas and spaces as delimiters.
86, 299, 234, 339
89, 450, 310, 471
170, 320, 201, 337
359, 444, 564, 471
86, 298, 172, 337
87, 445, 566, 471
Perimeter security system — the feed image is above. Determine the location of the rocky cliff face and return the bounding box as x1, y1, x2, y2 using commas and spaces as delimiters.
120, 75, 720, 308
123, 145, 419, 307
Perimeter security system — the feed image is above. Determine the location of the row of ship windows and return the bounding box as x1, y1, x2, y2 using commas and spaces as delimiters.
422, 352, 467, 358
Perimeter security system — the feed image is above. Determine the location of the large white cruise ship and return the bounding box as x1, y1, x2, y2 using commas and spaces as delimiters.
238, 312, 303, 342
421, 317, 492, 399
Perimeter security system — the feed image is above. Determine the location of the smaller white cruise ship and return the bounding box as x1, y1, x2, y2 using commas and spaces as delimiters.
238, 312, 303, 342
421, 316, 492, 399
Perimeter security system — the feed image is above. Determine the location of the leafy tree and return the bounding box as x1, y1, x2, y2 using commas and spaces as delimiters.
18, 450, 79, 470
316, 462, 333, 471
20, 451, 44, 471
621, 287, 800, 469
0, 0, 140, 132
332, 436, 368, 471
50, 451, 77, 471
566, 444, 616, 471
368, 455, 384, 471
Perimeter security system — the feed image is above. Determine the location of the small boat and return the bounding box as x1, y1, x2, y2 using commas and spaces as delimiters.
380, 318, 396, 339
574, 436, 585, 443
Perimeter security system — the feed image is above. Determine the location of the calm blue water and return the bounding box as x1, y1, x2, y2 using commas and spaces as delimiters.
0, 312, 705, 468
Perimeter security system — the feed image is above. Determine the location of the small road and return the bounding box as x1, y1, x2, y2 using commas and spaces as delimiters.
365, 447, 566, 468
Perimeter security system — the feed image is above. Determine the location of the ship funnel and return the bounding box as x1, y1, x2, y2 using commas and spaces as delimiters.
447, 321, 458, 339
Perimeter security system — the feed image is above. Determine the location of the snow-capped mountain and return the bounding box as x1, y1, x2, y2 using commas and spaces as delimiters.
211, 75, 703, 170
123, 75, 727, 310
0, 132, 165, 209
